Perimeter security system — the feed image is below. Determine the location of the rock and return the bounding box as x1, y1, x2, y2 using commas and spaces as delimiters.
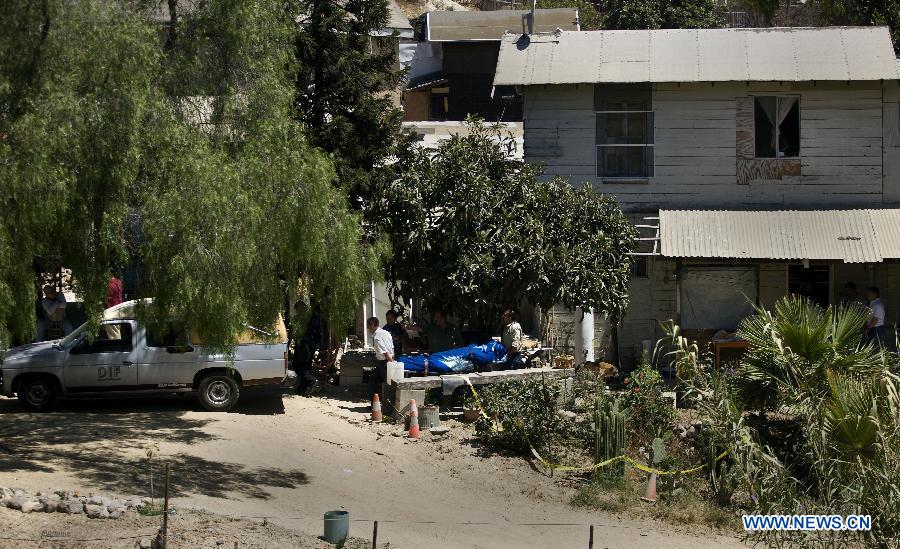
138, 539, 152, 549
430, 426, 450, 436
109, 510, 122, 519
141, 497, 152, 505
557, 410, 577, 420
86, 504, 109, 519
43, 501, 58, 513
21, 501, 40, 513
65, 502, 84, 514
7, 497, 27, 510
89, 495, 103, 505
128, 498, 144, 509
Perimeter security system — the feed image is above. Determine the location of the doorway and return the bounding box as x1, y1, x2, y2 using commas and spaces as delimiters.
788, 264, 831, 308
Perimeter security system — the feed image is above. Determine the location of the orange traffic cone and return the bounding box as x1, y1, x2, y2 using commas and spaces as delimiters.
640, 472, 658, 503
407, 399, 420, 439
371, 394, 383, 422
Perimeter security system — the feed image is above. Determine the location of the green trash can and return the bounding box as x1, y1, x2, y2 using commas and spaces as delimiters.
323, 510, 349, 544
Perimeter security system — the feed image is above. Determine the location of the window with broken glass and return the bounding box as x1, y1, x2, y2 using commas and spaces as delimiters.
754, 96, 800, 158
595, 84, 654, 179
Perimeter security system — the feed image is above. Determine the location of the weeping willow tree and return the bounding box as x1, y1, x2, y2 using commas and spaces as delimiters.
0, 0, 382, 351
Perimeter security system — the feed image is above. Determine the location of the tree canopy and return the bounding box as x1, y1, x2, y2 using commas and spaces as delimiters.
0, 0, 380, 350
293, 0, 409, 211
376, 120, 636, 328
598, 0, 725, 29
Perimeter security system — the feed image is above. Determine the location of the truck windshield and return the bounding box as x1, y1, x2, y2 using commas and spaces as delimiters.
59, 323, 87, 348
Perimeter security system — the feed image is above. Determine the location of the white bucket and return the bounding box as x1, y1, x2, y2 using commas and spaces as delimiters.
386, 361, 405, 384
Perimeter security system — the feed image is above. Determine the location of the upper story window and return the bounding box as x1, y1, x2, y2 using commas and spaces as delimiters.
754, 96, 800, 158
595, 84, 654, 179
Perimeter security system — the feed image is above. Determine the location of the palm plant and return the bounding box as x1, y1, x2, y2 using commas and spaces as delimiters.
734, 296, 881, 411
668, 296, 900, 545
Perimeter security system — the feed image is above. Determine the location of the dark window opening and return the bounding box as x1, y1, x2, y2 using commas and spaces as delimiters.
788, 264, 830, 309
631, 256, 649, 278
754, 96, 800, 158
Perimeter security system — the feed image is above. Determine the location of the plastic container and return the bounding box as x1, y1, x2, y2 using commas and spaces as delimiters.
386, 361, 405, 384
323, 510, 349, 544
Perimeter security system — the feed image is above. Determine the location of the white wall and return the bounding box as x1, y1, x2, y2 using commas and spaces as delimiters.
524, 81, 897, 211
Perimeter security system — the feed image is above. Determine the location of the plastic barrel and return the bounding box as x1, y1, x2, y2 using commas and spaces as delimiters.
323, 510, 349, 544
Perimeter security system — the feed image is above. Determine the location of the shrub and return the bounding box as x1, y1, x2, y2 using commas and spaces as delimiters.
622, 356, 676, 438
668, 296, 900, 546
468, 379, 574, 460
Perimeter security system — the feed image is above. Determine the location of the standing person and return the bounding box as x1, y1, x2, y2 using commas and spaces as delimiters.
425, 309, 462, 353
293, 303, 325, 396
383, 310, 407, 357
866, 286, 886, 348
501, 308, 525, 370
841, 281, 867, 308
367, 317, 394, 399
106, 276, 124, 309
36, 285, 71, 341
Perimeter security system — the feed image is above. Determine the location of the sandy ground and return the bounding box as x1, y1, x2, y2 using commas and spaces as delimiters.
0, 389, 744, 549
0, 506, 385, 548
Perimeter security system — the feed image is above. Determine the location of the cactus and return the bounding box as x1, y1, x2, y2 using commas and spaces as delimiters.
650, 437, 666, 465
594, 398, 626, 479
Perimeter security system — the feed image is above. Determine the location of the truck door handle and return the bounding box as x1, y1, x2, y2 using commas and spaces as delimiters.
122, 361, 133, 366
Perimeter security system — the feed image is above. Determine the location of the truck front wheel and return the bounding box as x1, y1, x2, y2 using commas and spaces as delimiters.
198, 374, 239, 412
17, 376, 59, 412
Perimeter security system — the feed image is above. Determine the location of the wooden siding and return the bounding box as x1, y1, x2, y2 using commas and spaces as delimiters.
885, 81, 900, 204
524, 81, 897, 211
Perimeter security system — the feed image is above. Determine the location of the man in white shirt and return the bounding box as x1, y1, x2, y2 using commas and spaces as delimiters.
367, 317, 394, 399
866, 286, 886, 348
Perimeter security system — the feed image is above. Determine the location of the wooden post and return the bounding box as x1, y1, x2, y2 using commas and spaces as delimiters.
588, 524, 594, 548
372, 520, 378, 549
162, 462, 171, 548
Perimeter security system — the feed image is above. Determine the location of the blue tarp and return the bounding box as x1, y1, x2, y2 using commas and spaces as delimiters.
398, 341, 507, 374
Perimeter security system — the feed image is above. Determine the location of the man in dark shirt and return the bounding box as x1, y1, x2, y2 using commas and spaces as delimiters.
425, 309, 462, 353
383, 310, 407, 357
293, 303, 326, 396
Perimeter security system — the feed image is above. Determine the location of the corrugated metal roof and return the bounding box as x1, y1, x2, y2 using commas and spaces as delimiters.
659, 209, 900, 263
493, 27, 900, 85
869, 209, 900, 261
427, 8, 579, 42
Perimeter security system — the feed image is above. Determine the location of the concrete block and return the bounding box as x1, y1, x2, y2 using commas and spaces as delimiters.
388, 386, 426, 424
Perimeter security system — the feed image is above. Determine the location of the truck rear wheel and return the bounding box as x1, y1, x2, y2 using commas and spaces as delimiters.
17, 376, 59, 412
198, 374, 239, 412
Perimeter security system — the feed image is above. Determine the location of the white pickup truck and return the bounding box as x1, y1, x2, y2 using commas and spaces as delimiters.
0, 300, 294, 412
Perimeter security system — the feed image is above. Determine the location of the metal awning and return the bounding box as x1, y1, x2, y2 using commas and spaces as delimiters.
659, 209, 900, 263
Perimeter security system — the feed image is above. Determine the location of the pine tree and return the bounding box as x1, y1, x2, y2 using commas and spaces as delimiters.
294, 0, 407, 210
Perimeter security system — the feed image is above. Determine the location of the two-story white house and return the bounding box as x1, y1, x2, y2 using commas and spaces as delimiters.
493, 26, 900, 364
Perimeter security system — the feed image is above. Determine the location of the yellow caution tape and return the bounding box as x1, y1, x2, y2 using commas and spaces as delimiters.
462, 375, 728, 476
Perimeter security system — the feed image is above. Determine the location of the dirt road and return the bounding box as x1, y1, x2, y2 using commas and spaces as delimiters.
0, 391, 743, 548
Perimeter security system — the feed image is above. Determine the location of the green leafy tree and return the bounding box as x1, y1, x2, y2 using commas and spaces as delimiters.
599, 0, 725, 29
0, 0, 379, 350
819, 0, 900, 54
376, 120, 635, 330
294, 0, 408, 210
